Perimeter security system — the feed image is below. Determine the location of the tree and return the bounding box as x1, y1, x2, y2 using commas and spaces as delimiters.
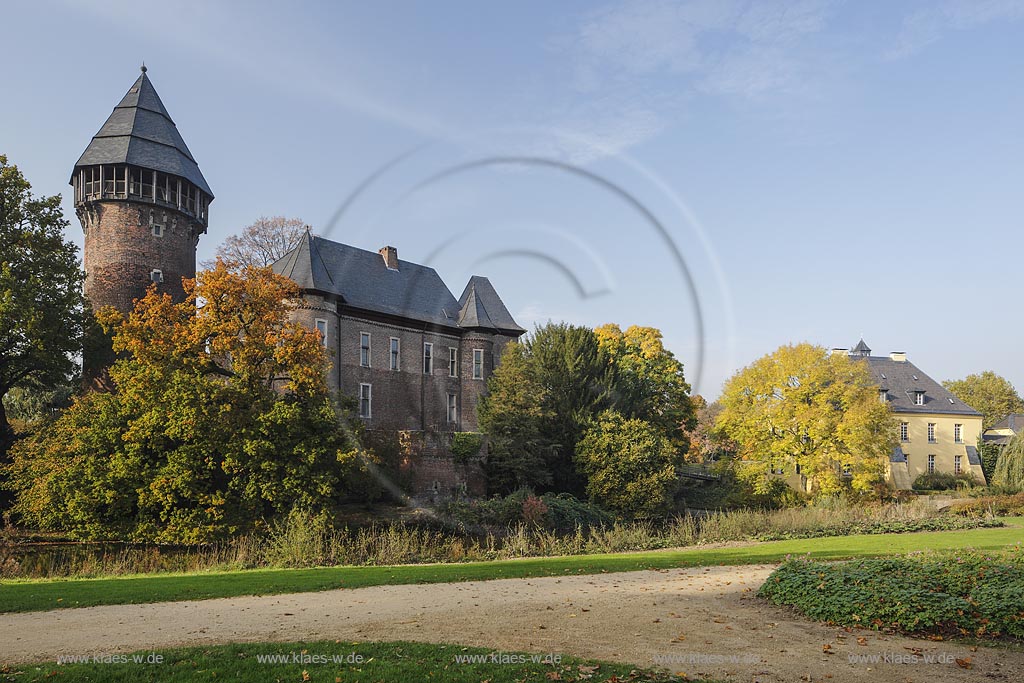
203, 216, 308, 269
0, 155, 85, 456
574, 411, 680, 517
942, 372, 1024, 430
5, 262, 366, 542
685, 395, 737, 463
523, 323, 617, 494
991, 433, 1024, 492
477, 342, 555, 495
717, 344, 895, 496
594, 324, 696, 449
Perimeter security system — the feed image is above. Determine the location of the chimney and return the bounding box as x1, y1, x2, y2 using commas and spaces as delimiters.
379, 245, 398, 270
890, 351, 907, 362
831, 348, 849, 356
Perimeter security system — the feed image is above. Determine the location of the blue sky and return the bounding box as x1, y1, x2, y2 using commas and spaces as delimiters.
4, 0, 1023, 397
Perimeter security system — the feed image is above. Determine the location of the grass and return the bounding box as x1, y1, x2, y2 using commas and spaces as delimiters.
0, 640, 691, 682
2, 518, 1021, 614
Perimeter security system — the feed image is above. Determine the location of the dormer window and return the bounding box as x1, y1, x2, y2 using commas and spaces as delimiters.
914, 391, 925, 406
879, 389, 888, 403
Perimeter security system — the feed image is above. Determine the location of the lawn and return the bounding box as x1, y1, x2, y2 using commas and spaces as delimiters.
0, 640, 690, 683
1, 518, 1021, 614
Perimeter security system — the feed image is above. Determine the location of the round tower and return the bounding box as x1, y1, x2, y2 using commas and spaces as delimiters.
70, 65, 214, 314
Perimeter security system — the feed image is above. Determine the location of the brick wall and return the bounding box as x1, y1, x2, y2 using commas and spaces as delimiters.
79, 200, 202, 313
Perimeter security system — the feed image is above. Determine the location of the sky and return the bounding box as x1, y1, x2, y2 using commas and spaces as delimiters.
3, 0, 1023, 398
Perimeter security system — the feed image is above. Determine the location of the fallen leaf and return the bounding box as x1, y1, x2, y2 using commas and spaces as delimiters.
856, 637, 868, 646
822, 644, 833, 654
955, 658, 972, 670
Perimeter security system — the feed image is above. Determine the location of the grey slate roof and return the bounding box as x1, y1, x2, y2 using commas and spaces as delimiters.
990, 413, 1024, 433
851, 338, 872, 356
890, 445, 907, 463
275, 232, 493, 330
457, 276, 526, 334
71, 68, 213, 197
853, 348, 982, 417
966, 446, 982, 466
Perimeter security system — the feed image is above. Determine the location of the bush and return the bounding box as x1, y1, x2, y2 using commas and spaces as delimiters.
451, 432, 484, 463
759, 551, 1024, 641
948, 492, 1024, 517
912, 471, 979, 491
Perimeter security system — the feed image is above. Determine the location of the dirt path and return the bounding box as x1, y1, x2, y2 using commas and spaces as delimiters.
2, 564, 1021, 681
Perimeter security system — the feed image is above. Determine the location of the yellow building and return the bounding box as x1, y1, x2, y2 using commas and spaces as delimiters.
844, 340, 986, 489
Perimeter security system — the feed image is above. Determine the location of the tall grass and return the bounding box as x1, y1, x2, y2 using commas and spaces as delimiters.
0, 499, 997, 580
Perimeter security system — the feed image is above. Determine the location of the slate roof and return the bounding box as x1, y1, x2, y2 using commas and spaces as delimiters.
890, 445, 907, 463
852, 346, 982, 417
966, 445, 982, 466
990, 413, 1024, 433
71, 67, 213, 197
457, 276, 526, 334
851, 338, 872, 356
273, 233, 522, 334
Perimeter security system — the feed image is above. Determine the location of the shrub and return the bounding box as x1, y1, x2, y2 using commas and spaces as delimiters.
759, 551, 1024, 641
948, 492, 1024, 517
912, 471, 979, 491
451, 432, 484, 463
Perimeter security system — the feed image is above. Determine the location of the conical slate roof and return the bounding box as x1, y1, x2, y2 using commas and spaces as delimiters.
71, 66, 213, 197
851, 338, 871, 356
457, 276, 525, 334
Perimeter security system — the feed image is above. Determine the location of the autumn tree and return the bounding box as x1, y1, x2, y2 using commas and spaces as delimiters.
477, 342, 555, 495
0, 155, 85, 458
574, 411, 680, 517
685, 395, 737, 463
5, 263, 367, 542
594, 324, 696, 449
942, 371, 1024, 430
204, 216, 308, 269
717, 344, 895, 496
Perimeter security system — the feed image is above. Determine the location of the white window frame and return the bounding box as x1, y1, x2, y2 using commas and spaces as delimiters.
879, 389, 887, 403
150, 269, 163, 283
447, 393, 458, 423
927, 454, 935, 474
472, 348, 484, 380
449, 347, 458, 377
954, 423, 963, 443
423, 342, 433, 374
954, 454, 962, 474
927, 423, 936, 443
390, 337, 400, 371
359, 383, 372, 419
915, 391, 925, 406
360, 332, 371, 368
900, 422, 909, 442
314, 318, 328, 347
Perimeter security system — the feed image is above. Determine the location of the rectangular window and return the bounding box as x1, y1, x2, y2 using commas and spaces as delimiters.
955, 454, 962, 474
449, 347, 458, 377
423, 342, 433, 374
915, 391, 925, 406
473, 348, 484, 380
152, 223, 163, 237
928, 423, 936, 443
314, 319, 328, 347
842, 463, 852, 477
390, 337, 400, 371
879, 389, 887, 403
359, 383, 372, 418
954, 423, 963, 443
447, 393, 457, 423
900, 422, 909, 442
928, 454, 935, 474
150, 269, 163, 283
360, 332, 371, 367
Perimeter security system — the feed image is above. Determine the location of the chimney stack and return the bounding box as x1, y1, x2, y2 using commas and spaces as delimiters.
890, 351, 907, 362
379, 245, 398, 270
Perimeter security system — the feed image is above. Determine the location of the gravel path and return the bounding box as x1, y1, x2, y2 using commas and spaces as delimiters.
2, 564, 1021, 681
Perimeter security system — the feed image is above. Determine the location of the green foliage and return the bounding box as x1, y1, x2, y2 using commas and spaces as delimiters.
992, 433, 1024, 492
979, 440, 1002, 481
759, 551, 1024, 641
0, 155, 85, 454
594, 324, 696, 448
943, 371, 1024, 430
1, 385, 73, 431
949, 492, 1024, 517
4, 264, 368, 542
478, 342, 556, 494
574, 411, 682, 518
438, 489, 613, 532
911, 471, 980, 491
450, 432, 484, 463
717, 343, 895, 496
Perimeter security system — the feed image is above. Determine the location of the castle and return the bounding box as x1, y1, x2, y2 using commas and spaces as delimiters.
71, 67, 523, 498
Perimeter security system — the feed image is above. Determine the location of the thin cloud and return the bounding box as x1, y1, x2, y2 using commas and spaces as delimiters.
887, 0, 1024, 59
